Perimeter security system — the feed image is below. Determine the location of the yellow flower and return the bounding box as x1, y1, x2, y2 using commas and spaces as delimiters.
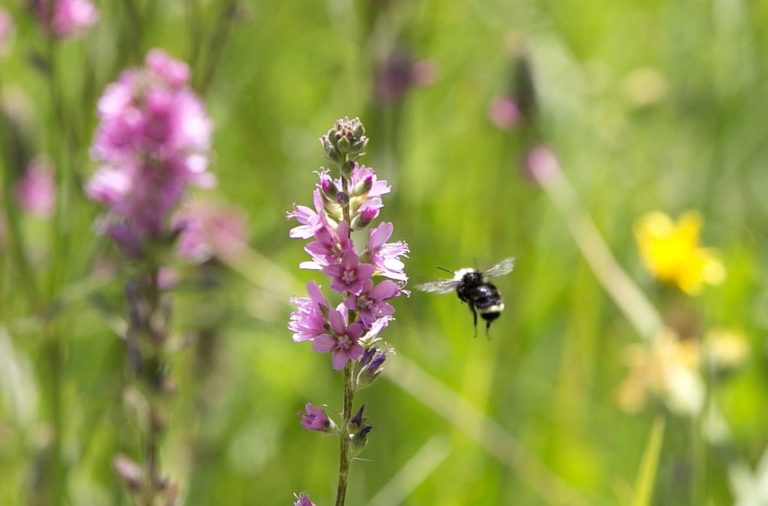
635, 211, 725, 295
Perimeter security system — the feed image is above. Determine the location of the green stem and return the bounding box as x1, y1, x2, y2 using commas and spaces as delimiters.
335, 363, 354, 506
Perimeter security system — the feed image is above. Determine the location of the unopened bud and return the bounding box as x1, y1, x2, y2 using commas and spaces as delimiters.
352, 175, 373, 197
113, 455, 144, 493
319, 173, 338, 201
350, 425, 373, 457
351, 206, 378, 230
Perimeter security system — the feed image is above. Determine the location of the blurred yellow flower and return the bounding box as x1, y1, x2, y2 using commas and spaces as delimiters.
617, 328, 703, 416
635, 211, 726, 295
704, 328, 749, 372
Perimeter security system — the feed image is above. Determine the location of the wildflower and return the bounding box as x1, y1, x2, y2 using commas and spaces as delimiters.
365, 222, 409, 282
299, 403, 335, 433
344, 279, 397, 326
488, 96, 521, 130
174, 201, 248, 263
324, 250, 375, 295
635, 211, 725, 295
15, 158, 55, 218
312, 308, 365, 370
616, 328, 704, 416
289, 282, 330, 343
87, 49, 212, 253
32, 0, 99, 39
304, 221, 352, 269
293, 492, 316, 506
288, 189, 328, 239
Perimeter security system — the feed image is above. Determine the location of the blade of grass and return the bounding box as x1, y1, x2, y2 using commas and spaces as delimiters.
632, 415, 665, 506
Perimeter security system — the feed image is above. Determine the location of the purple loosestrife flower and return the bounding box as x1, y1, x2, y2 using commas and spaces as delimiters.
289, 281, 330, 343
33, 0, 99, 39
303, 221, 352, 270
87, 49, 212, 253
324, 250, 375, 295
288, 189, 328, 239
293, 492, 316, 506
312, 307, 365, 370
344, 279, 397, 326
299, 403, 334, 432
366, 222, 409, 282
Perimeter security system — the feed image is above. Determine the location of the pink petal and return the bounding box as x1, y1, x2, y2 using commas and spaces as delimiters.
312, 334, 335, 353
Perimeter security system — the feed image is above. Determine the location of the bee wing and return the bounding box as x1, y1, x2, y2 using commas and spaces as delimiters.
483, 257, 516, 278
414, 279, 459, 294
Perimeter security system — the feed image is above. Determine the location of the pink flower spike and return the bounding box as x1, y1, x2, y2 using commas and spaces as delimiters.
324, 250, 375, 295
523, 145, 560, 184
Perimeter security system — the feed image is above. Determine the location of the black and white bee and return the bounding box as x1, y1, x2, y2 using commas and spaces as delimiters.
415, 257, 515, 336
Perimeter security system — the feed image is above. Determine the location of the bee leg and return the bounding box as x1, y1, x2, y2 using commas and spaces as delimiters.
485, 320, 491, 338
470, 305, 478, 337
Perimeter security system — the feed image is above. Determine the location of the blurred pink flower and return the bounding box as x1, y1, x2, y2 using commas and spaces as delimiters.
33, 0, 99, 39
87, 49, 213, 252
488, 95, 520, 130
522, 144, 559, 184
175, 201, 248, 263
0, 8, 13, 55
374, 49, 437, 105
15, 159, 56, 218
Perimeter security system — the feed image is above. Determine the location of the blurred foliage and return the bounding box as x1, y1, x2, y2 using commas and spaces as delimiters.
0, 0, 767, 505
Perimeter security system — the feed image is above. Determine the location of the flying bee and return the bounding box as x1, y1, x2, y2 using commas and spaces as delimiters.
415, 257, 515, 336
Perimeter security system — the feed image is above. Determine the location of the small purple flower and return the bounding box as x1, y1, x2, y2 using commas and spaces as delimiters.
293, 492, 316, 506
33, 0, 99, 39
357, 347, 388, 389
289, 281, 330, 343
344, 279, 397, 326
299, 403, 333, 432
312, 307, 365, 370
288, 189, 327, 239
366, 222, 409, 282
15, 159, 55, 218
303, 221, 353, 269
324, 250, 375, 295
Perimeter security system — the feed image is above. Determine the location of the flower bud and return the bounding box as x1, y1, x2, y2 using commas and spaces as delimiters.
352, 175, 373, 197
113, 455, 144, 493
351, 206, 379, 231
350, 425, 373, 457
356, 347, 387, 389
299, 403, 336, 433
319, 172, 338, 201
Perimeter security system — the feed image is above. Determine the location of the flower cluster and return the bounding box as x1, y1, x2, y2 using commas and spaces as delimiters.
32, 0, 99, 39
635, 211, 725, 295
87, 49, 213, 256
288, 117, 407, 372
15, 158, 56, 219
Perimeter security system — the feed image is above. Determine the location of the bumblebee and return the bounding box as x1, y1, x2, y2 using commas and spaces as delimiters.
416, 257, 515, 335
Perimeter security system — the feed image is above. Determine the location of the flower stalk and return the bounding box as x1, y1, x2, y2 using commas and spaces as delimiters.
288, 117, 407, 505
